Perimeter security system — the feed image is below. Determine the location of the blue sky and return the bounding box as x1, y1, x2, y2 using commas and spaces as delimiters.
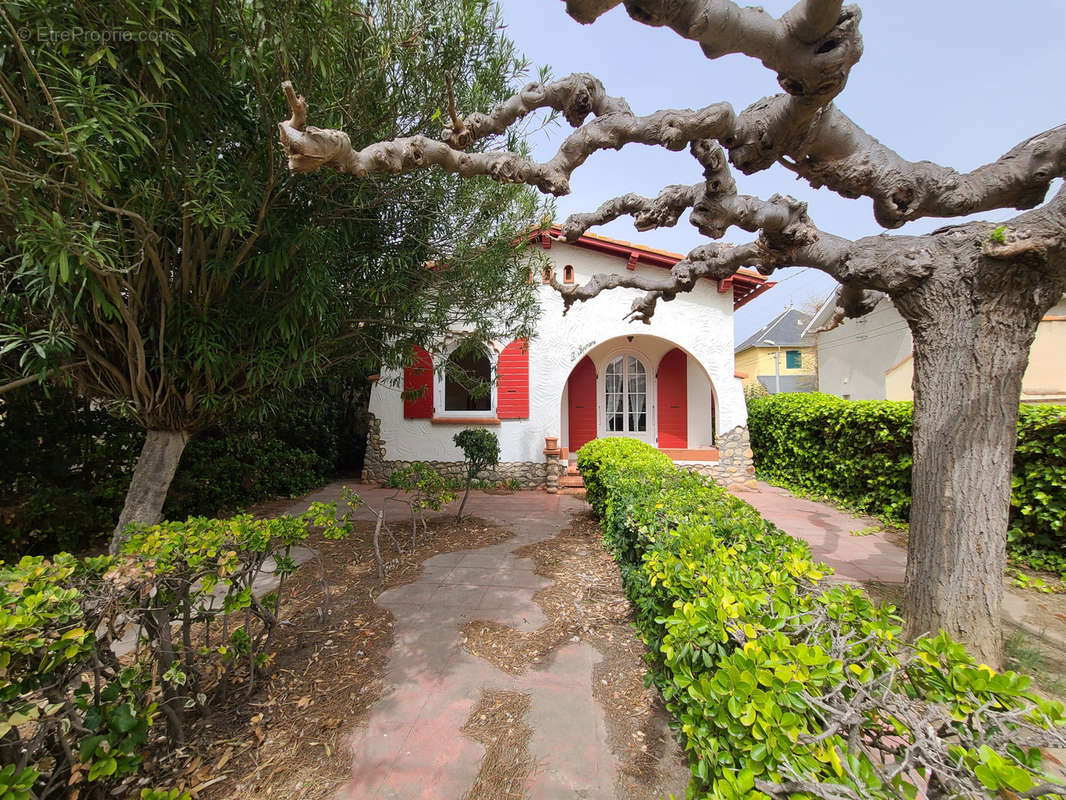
494, 1, 1066, 341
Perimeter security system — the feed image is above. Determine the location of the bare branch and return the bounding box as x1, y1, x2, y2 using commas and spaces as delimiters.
814, 284, 886, 332
607, 1, 863, 99
552, 240, 764, 322
279, 76, 734, 196
559, 183, 702, 240
443, 73, 631, 146
790, 109, 1066, 228
564, 0, 623, 24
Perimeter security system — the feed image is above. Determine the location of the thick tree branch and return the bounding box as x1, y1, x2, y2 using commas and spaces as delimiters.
788, 109, 1066, 228
279, 76, 734, 196
814, 284, 886, 332
559, 183, 702, 239
607, 0, 862, 98
564, 0, 622, 24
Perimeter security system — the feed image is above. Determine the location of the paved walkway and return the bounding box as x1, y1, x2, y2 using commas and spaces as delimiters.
286, 485, 683, 800
730, 481, 1066, 651
728, 482, 907, 584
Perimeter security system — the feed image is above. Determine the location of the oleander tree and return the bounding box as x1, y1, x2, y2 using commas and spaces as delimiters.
0, 0, 542, 552
275, 0, 1066, 665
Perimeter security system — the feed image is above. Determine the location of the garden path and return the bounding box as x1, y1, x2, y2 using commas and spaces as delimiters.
729, 481, 1066, 653
290, 484, 687, 800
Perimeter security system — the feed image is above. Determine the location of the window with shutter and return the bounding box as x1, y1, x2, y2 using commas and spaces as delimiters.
497, 339, 529, 419
403, 346, 434, 418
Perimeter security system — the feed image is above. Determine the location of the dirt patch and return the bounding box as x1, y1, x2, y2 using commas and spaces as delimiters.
461, 511, 688, 800
145, 510, 511, 800
460, 690, 535, 800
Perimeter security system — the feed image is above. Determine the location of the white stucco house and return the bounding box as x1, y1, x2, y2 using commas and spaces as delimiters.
362, 227, 772, 490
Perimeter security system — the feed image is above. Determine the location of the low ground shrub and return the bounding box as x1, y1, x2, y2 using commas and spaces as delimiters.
578, 439, 1066, 799
747, 394, 1066, 571
0, 505, 348, 799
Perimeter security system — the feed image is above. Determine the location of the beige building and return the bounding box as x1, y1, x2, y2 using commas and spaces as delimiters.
734, 308, 817, 394
807, 294, 1066, 403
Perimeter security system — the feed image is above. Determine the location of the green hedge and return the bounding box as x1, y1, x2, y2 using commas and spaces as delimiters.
747, 394, 1066, 570
578, 438, 1066, 799
0, 381, 356, 554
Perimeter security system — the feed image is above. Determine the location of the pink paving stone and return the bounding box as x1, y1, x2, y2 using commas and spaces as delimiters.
326, 488, 676, 800
729, 481, 908, 584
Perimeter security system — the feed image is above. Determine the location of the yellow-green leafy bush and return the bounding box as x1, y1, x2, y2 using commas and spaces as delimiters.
578, 439, 1066, 799
0, 505, 349, 799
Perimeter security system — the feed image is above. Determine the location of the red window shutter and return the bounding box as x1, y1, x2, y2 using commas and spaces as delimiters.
403, 346, 434, 419
496, 339, 530, 419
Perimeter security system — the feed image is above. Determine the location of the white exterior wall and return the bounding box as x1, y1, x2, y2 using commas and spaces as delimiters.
815, 300, 912, 401
369, 241, 746, 463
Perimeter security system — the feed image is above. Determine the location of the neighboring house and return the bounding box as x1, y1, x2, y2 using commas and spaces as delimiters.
734, 308, 817, 394
363, 227, 773, 490
806, 294, 1066, 403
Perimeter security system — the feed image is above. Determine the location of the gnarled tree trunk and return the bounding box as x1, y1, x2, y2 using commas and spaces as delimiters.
109, 429, 190, 553
895, 253, 1059, 666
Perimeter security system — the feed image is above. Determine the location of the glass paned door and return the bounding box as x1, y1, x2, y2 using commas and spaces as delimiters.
604, 356, 651, 441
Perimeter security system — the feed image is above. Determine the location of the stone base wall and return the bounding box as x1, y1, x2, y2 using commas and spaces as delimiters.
372, 459, 545, 489
682, 426, 757, 488
362, 413, 545, 488
364, 412, 755, 490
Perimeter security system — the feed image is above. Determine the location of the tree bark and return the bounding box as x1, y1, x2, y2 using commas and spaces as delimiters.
110, 429, 190, 553
895, 256, 1054, 668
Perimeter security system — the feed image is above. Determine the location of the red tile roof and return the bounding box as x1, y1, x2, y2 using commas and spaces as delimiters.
539, 227, 773, 311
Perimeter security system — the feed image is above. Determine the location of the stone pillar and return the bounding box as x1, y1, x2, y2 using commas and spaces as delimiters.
715, 425, 757, 488
544, 436, 562, 494
362, 412, 387, 483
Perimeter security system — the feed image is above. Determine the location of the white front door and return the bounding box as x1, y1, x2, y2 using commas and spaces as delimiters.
601, 354, 655, 445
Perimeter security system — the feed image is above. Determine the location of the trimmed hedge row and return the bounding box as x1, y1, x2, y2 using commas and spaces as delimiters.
747, 393, 1066, 570
578, 438, 1066, 799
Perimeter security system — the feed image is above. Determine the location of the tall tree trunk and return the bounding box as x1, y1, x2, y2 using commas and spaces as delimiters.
896, 258, 1053, 668
110, 429, 190, 554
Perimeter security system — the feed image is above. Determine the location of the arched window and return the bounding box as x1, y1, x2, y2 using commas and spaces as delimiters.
605, 355, 647, 433
563, 264, 575, 284
541, 265, 552, 284
444, 346, 492, 412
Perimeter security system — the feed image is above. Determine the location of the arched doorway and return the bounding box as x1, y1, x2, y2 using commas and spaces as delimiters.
563, 335, 718, 455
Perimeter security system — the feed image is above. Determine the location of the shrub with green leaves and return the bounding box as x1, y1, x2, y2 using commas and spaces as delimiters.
579, 438, 1066, 799
0, 505, 348, 799
453, 428, 501, 520
386, 463, 456, 547
747, 393, 1066, 571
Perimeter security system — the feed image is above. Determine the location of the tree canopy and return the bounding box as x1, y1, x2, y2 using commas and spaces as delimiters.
1, 0, 545, 541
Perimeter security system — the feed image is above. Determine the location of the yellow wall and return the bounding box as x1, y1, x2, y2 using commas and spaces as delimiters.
735, 346, 817, 389
884, 311, 1066, 404
884, 356, 913, 401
